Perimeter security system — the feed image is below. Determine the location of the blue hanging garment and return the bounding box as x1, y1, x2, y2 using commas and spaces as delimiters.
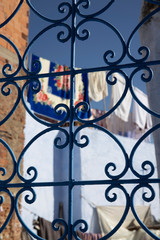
27, 55, 91, 121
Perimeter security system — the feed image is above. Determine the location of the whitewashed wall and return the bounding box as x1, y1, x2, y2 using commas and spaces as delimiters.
21, 111, 159, 234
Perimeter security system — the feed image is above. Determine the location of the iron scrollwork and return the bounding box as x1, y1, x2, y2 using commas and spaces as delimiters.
0, 0, 160, 239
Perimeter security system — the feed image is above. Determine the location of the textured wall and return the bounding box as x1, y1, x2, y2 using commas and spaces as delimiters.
0, 1, 29, 239
0, 0, 28, 54
22, 112, 159, 236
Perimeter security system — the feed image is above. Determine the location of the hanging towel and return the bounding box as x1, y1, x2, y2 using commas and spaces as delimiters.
37, 217, 62, 240
27, 55, 91, 121
77, 231, 102, 240
110, 72, 132, 122
96, 205, 152, 239
132, 87, 152, 130
48, 63, 70, 99
88, 71, 108, 102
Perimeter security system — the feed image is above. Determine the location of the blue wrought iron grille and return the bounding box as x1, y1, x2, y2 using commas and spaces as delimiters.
1, 0, 160, 239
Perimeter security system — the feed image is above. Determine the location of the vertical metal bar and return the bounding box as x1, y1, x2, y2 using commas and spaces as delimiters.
68, 0, 76, 239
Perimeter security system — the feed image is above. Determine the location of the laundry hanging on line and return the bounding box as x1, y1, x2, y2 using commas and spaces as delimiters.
109, 72, 132, 122
88, 71, 108, 102
27, 55, 91, 121
34, 216, 102, 240
27, 57, 152, 139
108, 72, 152, 140
132, 86, 152, 130
91, 205, 158, 239
35, 216, 64, 240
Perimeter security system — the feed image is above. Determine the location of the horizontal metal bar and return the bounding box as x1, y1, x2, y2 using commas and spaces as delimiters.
1, 177, 160, 189
0, 59, 160, 82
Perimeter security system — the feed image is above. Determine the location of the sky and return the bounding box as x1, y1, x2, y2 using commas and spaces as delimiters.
28, 0, 143, 110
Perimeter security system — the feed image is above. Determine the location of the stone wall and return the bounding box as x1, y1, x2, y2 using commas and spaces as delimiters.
0, 1, 29, 239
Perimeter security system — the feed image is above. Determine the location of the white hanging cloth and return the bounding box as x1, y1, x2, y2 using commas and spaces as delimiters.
95, 205, 153, 240
132, 87, 152, 130
88, 71, 108, 102
110, 73, 132, 122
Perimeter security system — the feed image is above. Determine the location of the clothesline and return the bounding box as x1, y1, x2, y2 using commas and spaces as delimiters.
81, 195, 96, 208
19, 202, 103, 240
27, 55, 109, 122
18, 202, 38, 218
27, 55, 152, 141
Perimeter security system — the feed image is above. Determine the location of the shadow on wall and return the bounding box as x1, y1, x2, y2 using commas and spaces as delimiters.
54, 128, 81, 222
